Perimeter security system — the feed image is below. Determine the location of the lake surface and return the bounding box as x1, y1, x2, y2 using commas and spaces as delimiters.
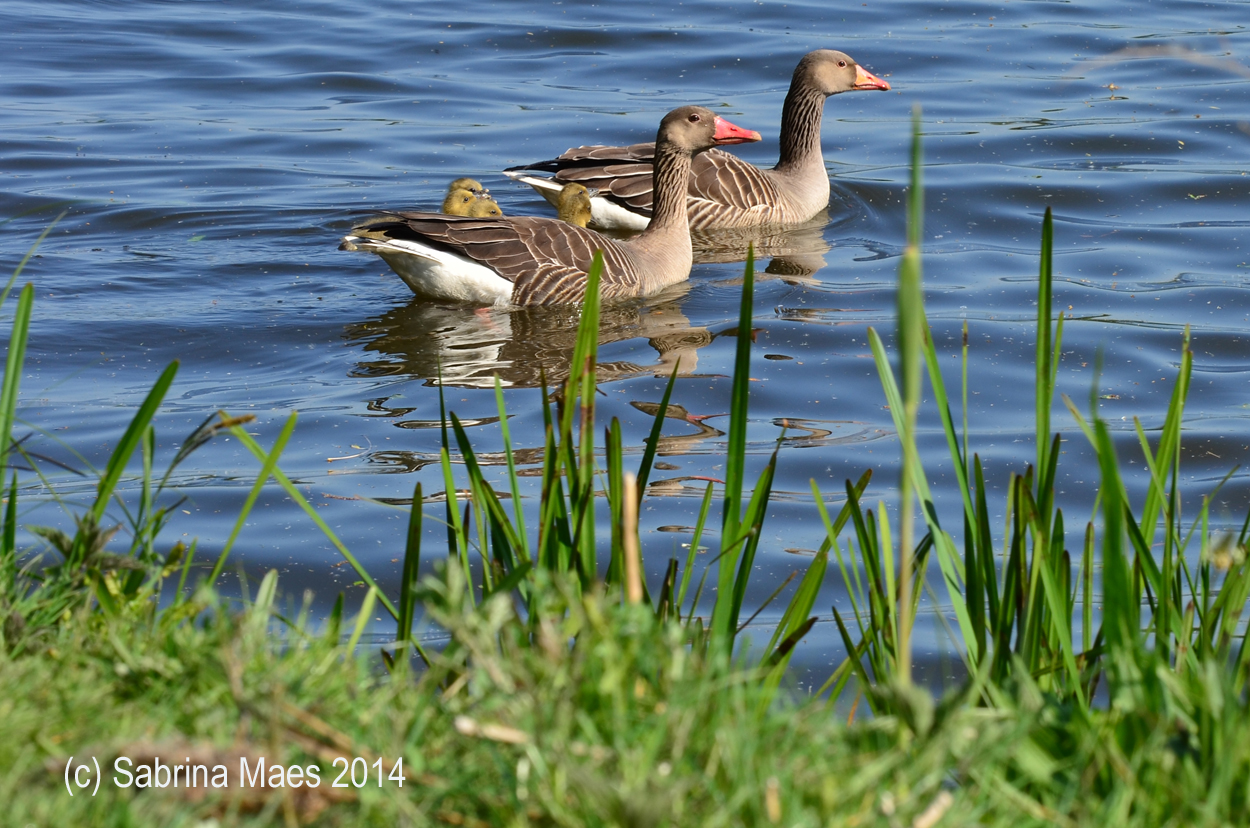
3, 0, 1249, 684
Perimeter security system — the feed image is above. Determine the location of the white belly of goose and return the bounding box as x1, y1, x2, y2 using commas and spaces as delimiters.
588, 198, 651, 231
341, 234, 513, 305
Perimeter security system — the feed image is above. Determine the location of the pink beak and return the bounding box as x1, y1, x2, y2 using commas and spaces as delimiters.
853, 64, 891, 91
712, 117, 763, 145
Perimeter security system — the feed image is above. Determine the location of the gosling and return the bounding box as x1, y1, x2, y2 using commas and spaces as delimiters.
466, 197, 503, 218
555, 183, 593, 228
449, 177, 489, 198
441, 187, 478, 215
442, 177, 495, 214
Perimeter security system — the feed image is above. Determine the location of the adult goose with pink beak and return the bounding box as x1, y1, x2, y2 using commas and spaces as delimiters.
341, 106, 759, 305
504, 50, 890, 231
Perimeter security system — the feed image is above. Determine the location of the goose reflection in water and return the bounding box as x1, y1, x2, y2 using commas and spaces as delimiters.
343, 283, 713, 389
690, 209, 833, 282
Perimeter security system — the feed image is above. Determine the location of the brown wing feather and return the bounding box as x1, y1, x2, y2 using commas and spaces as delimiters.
547, 146, 780, 219
367, 211, 640, 304
688, 151, 783, 211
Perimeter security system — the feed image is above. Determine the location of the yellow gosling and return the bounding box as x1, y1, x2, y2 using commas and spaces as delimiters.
556, 182, 593, 228
442, 187, 478, 215
449, 177, 488, 197
466, 197, 503, 218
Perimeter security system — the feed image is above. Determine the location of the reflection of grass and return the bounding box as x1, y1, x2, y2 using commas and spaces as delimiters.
3, 114, 1250, 824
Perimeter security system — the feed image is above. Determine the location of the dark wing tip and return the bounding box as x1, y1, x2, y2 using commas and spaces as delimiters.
504, 159, 562, 173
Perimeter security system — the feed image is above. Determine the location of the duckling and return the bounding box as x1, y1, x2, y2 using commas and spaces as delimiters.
555, 183, 594, 228
466, 197, 503, 218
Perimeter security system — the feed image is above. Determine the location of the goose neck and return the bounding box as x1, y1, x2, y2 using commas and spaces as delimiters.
774, 85, 827, 174
643, 141, 694, 233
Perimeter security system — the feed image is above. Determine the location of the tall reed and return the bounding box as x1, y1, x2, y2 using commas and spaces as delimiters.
816, 110, 1250, 723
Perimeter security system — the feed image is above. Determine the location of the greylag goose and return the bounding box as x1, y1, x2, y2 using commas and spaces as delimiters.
504, 50, 889, 230
556, 182, 594, 228
340, 106, 760, 305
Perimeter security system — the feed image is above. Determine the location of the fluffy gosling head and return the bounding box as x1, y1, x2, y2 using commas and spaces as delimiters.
556, 182, 594, 228
466, 197, 503, 218
449, 177, 489, 197
442, 187, 478, 215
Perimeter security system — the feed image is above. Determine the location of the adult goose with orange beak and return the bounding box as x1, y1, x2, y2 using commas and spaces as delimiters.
504, 50, 890, 231
341, 106, 760, 305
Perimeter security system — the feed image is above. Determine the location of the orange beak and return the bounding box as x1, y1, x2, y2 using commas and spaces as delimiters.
712, 117, 763, 145
853, 64, 891, 91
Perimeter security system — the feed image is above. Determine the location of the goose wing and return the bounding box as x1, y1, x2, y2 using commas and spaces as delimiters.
373, 211, 641, 304
511, 144, 781, 219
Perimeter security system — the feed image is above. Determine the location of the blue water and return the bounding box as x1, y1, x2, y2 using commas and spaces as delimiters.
3, 0, 1249, 683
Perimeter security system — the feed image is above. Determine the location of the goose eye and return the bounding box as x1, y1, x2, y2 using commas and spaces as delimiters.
688, 113, 701, 122
838, 60, 847, 68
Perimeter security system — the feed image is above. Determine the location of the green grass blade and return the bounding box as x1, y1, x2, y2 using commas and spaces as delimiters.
345, 586, 378, 655
868, 326, 979, 664
439, 444, 471, 591
1036, 207, 1054, 484
728, 445, 778, 638
0, 284, 35, 485
636, 364, 680, 500
563, 252, 603, 581
0, 473, 15, 592
326, 593, 343, 642
605, 418, 625, 585
1034, 534, 1087, 708
398, 481, 424, 647
811, 474, 873, 638
764, 550, 828, 663
897, 187, 924, 685
451, 412, 522, 572
1061, 393, 1098, 448
228, 422, 398, 621
973, 455, 999, 623
676, 481, 714, 613
712, 245, 756, 650
920, 315, 975, 534
1138, 329, 1193, 550
907, 104, 923, 249
437, 380, 472, 598
1094, 419, 1135, 663
88, 360, 179, 524
209, 412, 298, 583
494, 377, 530, 563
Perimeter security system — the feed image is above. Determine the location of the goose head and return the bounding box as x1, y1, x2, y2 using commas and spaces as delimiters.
656, 105, 762, 156
796, 49, 890, 96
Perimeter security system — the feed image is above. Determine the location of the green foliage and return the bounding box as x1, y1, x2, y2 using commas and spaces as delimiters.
4, 560, 1249, 826
820, 114, 1250, 762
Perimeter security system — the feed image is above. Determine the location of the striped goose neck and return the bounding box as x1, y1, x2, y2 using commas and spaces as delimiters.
642, 141, 694, 234
774, 85, 827, 174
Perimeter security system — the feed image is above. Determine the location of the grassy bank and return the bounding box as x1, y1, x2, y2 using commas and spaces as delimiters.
2, 118, 1249, 825
8, 565, 1247, 827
